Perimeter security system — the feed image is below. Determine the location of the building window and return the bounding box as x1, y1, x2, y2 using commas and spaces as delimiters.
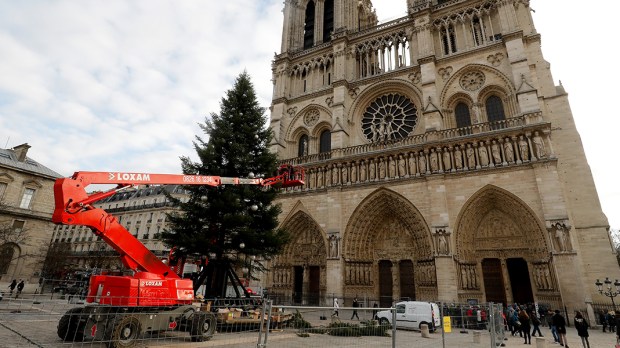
441, 24, 457, 55
304, 1, 315, 49
12, 220, 25, 233
323, 0, 334, 43
486, 95, 506, 122
361, 93, 418, 143
298, 134, 309, 157
472, 16, 485, 46
319, 130, 331, 153
455, 103, 472, 128
0, 182, 6, 200
19, 188, 35, 209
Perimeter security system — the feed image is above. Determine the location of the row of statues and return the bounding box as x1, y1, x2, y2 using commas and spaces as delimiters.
301, 132, 548, 189
461, 264, 480, 290
533, 264, 554, 291
345, 262, 372, 286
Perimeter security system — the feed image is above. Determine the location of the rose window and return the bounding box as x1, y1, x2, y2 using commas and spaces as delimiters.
361, 94, 418, 143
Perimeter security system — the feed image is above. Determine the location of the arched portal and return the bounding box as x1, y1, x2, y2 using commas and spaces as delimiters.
272, 211, 327, 305
344, 188, 435, 304
455, 185, 555, 305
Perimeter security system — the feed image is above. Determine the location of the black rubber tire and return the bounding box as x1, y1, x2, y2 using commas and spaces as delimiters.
104, 315, 142, 348
379, 318, 390, 326
419, 321, 435, 332
57, 307, 86, 341
190, 312, 216, 342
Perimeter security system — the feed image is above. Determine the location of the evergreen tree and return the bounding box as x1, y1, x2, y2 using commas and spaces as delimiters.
160, 72, 290, 279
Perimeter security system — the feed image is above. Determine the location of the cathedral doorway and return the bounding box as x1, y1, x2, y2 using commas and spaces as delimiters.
378, 260, 393, 307
308, 266, 321, 305
482, 258, 506, 304
507, 258, 534, 304
344, 188, 435, 304
293, 266, 303, 304
455, 186, 551, 304
399, 260, 416, 300
272, 211, 327, 305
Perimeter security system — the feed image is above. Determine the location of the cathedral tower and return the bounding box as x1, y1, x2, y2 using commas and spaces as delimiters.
267, 0, 617, 319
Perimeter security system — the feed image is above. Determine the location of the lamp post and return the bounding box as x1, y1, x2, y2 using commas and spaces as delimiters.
595, 277, 620, 312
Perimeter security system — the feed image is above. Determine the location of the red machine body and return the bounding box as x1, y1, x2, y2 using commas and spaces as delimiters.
52, 165, 304, 307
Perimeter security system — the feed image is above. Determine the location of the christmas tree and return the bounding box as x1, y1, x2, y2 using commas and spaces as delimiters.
160, 71, 290, 296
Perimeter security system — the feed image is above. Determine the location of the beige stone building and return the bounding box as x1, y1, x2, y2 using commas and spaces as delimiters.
0, 144, 61, 284
266, 0, 618, 315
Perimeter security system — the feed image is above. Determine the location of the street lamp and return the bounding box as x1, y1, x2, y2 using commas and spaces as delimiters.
595, 277, 620, 311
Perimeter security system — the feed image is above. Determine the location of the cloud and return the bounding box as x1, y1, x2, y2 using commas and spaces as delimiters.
0, 0, 284, 177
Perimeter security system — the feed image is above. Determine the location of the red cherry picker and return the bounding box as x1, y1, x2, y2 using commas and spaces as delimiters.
52, 165, 304, 347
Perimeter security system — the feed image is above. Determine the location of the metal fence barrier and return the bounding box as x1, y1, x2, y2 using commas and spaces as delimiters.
1, 292, 509, 348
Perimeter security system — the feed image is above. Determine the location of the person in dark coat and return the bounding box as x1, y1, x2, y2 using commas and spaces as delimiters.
599, 310, 608, 332
8, 279, 17, 294
573, 311, 589, 348
552, 310, 568, 347
350, 297, 359, 320
530, 309, 543, 337
518, 308, 532, 345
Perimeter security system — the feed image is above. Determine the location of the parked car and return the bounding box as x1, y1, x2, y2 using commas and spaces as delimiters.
375, 301, 441, 332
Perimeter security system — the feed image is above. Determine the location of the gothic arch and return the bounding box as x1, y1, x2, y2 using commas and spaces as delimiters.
440, 64, 516, 110
284, 104, 332, 142
344, 187, 433, 262
278, 211, 327, 267
454, 185, 550, 263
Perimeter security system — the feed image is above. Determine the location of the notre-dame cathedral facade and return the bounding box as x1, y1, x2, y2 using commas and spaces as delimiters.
265, 0, 617, 315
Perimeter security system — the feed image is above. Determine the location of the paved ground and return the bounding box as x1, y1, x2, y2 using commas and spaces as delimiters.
1, 296, 617, 347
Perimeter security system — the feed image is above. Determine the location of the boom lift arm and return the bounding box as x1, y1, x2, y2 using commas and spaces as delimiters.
52, 165, 304, 279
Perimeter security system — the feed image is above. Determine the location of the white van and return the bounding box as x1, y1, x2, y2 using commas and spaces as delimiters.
375, 301, 441, 332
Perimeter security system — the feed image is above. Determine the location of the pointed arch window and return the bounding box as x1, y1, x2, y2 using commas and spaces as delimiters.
455, 102, 472, 128
441, 24, 457, 55
319, 130, 331, 153
304, 1, 316, 49
298, 134, 309, 157
472, 16, 484, 46
323, 0, 334, 43
486, 95, 506, 123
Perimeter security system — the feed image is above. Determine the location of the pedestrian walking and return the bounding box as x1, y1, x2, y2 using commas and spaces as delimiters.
8, 279, 17, 295
609, 310, 617, 333
531, 309, 543, 337
16, 280, 25, 297
518, 307, 531, 345
573, 311, 590, 348
372, 303, 378, 320
350, 296, 359, 320
600, 310, 608, 332
552, 309, 569, 348
331, 297, 339, 317
548, 309, 560, 343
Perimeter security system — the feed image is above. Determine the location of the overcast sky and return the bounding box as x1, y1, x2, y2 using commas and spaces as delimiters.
0, 1, 617, 228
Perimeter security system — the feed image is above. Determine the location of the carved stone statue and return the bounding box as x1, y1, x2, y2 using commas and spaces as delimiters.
532, 131, 546, 159
518, 135, 529, 161
491, 140, 501, 164
504, 139, 514, 163
479, 144, 489, 166
454, 147, 463, 169
418, 152, 427, 173
328, 235, 339, 258
466, 145, 476, 168
351, 162, 357, 182
443, 148, 452, 171
429, 149, 439, 172
341, 164, 348, 183
360, 161, 367, 181
378, 158, 386, 179
554, 223, 570, 252
398, 154, 407, 177
408, 154, 417, 176
300, 137, 308, 156
438, 234, 448, 254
